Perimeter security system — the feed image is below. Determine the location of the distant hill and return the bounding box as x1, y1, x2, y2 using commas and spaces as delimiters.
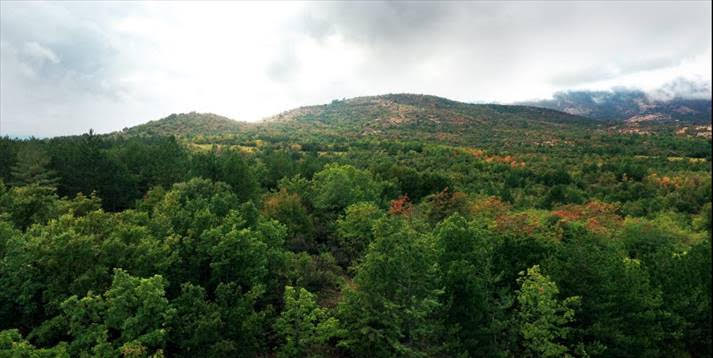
117, 112, 247, 138
266, 93, 590, 129
521, 89, 712, 124
255, 93, 600, 148
115, 94, 599, 147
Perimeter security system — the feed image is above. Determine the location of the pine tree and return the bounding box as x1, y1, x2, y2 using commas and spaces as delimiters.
10, 144, 58, 188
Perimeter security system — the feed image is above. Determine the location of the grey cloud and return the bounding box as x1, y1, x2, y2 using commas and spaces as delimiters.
296, 1, 710, 98
551, 57, 682, 87
1, 1, 711, 137
267, 44, 299, 83
647, 77, 712, 101
0, 2, 146, 136
1, 2, 124, 98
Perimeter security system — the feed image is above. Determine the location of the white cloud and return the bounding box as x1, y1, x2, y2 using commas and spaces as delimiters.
22, 42, 60, 64
0, 1, 710, 136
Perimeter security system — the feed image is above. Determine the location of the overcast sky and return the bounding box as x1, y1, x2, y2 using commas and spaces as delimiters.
1, 1, 711, 137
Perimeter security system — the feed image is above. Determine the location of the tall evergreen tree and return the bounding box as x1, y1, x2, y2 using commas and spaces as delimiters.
10, 144, 58, 188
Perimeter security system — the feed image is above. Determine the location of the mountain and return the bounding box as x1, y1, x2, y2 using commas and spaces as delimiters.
265, 93, 592, 130
521, 89, 712, 123
117, 112, 247, 138
258, 93, 600, 146
114, 94, 601, 148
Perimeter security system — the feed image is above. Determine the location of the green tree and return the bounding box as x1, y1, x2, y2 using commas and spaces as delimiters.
544, 231, 665, 357
61, 269, 175, 357
168, 283, 222, 357
10, 144, 59, 188
311, 164, 382, 213
0, 182, 59, 230
515, 265, 579, 358
335, 202, 385, 266
434, 215, 512, 357
274, 286, 342, 358
647, 239, 712, 356
0, 329, 69, 357
337, 217, 443, 357
284, 252, 343, 302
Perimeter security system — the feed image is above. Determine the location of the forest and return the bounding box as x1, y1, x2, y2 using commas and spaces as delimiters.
0, 105, 711, 357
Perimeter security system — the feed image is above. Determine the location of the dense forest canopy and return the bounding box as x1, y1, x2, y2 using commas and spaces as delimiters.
0, 94, 711, 357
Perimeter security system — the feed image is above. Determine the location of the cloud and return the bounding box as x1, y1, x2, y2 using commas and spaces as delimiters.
1, 1, 710, 136
550, 57, 681, 87
22, 42, 60, 64
647, 77, 712, 101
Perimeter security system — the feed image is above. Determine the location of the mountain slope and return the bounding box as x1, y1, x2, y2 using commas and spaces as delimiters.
115, 94, 600, 148
521, 89, 712, 123
266, 93, 591, 128
118, 112, 247, 137
255, 93, 601, 148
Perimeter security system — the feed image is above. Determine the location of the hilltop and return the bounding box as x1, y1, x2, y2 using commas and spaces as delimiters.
266, 93, 589, 128
117, 112, 247, 138
254, 94, 602, 148
112, 94, 598, 148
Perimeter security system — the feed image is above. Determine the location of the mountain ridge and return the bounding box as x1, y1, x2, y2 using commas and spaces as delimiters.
112, 93, 595, 139
520, 89, 712, 123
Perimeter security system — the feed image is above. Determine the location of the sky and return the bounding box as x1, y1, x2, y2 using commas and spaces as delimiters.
1, 1, 711, 137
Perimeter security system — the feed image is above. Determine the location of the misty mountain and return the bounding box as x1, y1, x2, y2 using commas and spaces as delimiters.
521, 88, 712, 123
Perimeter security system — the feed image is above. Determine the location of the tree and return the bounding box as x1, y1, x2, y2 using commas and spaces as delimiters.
284, 252, 343, 302
116, 136, 189, 196
514, 265, 579, 358
434, 215, 512, 357
0, 182, 59, 230
262, 188, 315, 251
217, 150, 259, 203
168, 283, 222, 357
422, 188, 468, 224
311, 164, 382, 213
647, 239, 712, 356
149, 178, 241, 290
10, 144, 58, 188
335, 202, 385, 266
274, 286, 342, 358
0, 329, 69, 357
61, 269, 175, 357
49, 132, 137, 211
544, 233, 666, 357
0, 208, 173, 336
0, 137, 17, 184
337, 217, 443, 357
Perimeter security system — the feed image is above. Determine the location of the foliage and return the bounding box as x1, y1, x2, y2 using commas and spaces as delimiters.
514, 265, 579, 357
335, 201, 385, 266
337, 217, 444, 357
274, 286, 342, 358
0, 96, 710, 356
61, 268, 174, 357
311, 164, 382, 213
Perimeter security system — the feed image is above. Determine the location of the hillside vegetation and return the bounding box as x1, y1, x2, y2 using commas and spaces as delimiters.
118, 112, 247, 138
0, 93, 711, 357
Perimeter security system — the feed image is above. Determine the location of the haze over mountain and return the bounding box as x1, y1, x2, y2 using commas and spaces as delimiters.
521, 81, 712, 123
